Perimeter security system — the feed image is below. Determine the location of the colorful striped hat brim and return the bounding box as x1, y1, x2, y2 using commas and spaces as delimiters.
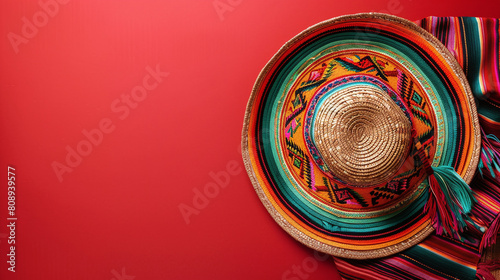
242, 13, 480, 259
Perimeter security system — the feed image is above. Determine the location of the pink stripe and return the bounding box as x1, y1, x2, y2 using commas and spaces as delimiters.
493, 18, 500, 92
480, 18, 488, 95
447, 17, 457, 57
431, 17, 437, 35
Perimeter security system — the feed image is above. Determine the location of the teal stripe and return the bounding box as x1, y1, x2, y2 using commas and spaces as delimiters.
461, 17, 484, 99
404, 244, 477, 279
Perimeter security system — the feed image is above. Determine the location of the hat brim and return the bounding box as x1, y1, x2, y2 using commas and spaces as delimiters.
242, 13, 480, 259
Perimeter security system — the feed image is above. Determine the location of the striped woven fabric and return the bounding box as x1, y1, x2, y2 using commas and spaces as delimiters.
418, 16, 500, 240
334, 16, 500, 280
335, 235, 480, 280
418, 17, 500, 136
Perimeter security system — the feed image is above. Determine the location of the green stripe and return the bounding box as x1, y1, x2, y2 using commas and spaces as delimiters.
462, 17, 483, 99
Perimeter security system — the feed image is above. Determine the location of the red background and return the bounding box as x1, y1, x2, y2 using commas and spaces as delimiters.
1, 1, 499, 279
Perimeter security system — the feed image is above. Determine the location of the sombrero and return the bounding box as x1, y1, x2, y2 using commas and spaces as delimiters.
242, 13, 481, 259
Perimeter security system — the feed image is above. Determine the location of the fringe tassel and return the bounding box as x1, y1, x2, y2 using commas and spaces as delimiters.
476, 260, 500, 280
481, 214, 500, 251
425, 166, 476, 236
478, 128, 500, 178
476, 129, 500, 250
413, 135, 475, 236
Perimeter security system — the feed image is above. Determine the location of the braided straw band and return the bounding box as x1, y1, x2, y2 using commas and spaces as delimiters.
313, 85, 412, 186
